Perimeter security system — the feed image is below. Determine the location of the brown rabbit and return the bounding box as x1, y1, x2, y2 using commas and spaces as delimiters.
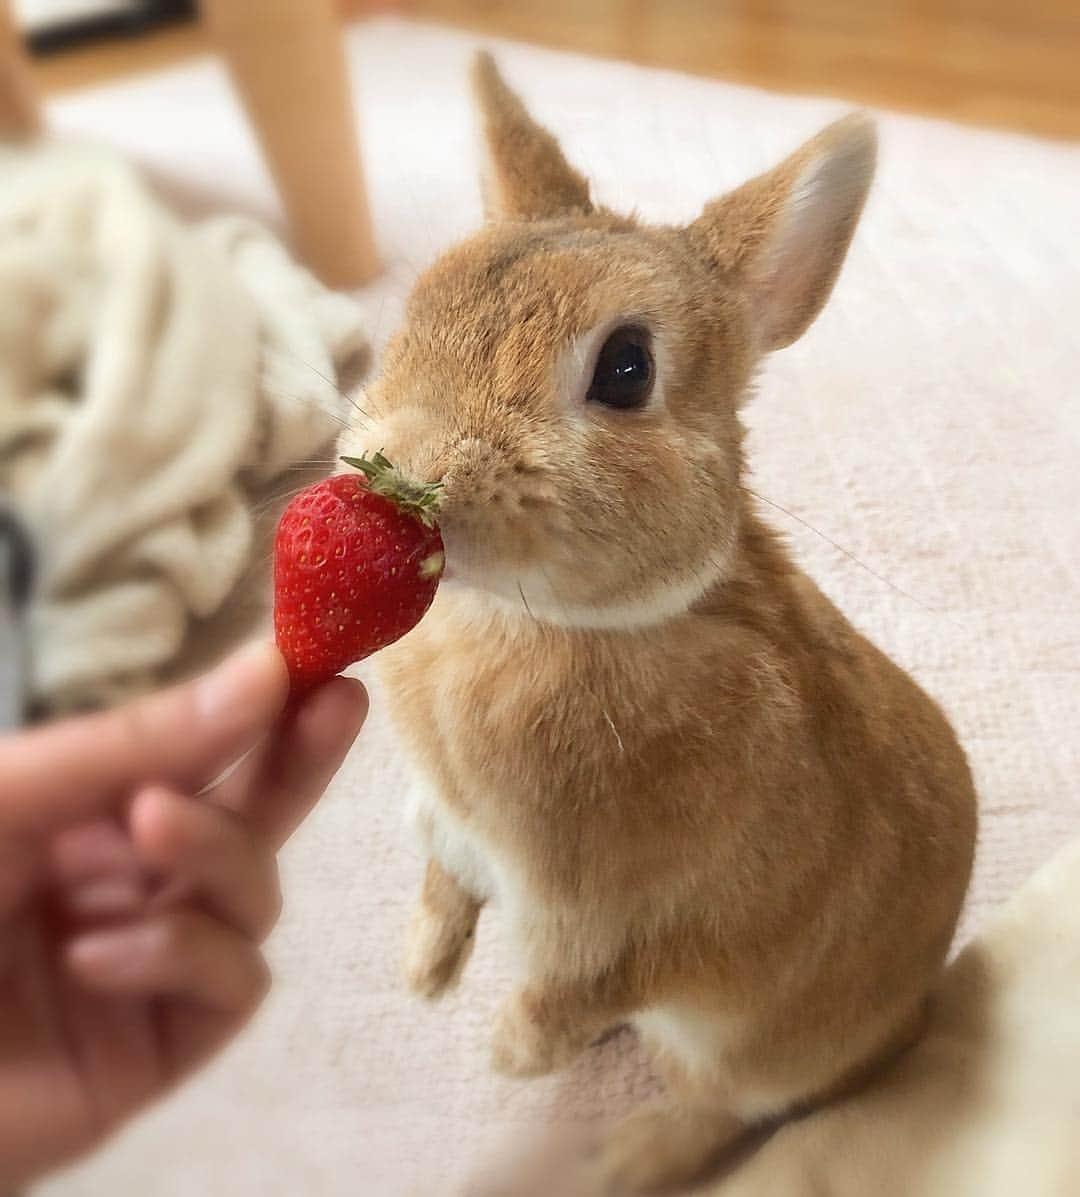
340, 54, 977, 1195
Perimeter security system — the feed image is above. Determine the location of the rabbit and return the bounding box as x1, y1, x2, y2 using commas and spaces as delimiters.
339, 52, 978, 1195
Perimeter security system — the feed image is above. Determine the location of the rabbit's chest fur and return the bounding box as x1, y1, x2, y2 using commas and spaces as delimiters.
381, 534, 975, 996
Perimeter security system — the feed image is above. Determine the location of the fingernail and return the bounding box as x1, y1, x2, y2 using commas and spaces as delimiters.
196, 641, 285, 726
67, 925, 156, 982
342, 678, 370, 727
63, 877, 145, 920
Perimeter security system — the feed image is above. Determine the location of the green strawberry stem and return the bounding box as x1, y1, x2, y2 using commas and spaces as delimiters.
340, 451, 442, 528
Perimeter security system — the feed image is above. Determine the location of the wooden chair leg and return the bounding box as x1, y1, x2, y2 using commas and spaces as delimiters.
203, 0, 379, 289
0, 0, 41, 138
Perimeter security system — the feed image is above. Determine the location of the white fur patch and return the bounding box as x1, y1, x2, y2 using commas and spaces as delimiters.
468, 549, 731, 631
407, 775, 538, 954
634, 1004, 733, 1082
406, 772, 586, 975
407, 778, 498, 902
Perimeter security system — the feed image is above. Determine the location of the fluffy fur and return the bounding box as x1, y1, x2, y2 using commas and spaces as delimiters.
340, 53, 977, 1194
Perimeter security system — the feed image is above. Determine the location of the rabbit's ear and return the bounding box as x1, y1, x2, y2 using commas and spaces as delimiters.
471, 52, 593, 221
694, 114, 876, 351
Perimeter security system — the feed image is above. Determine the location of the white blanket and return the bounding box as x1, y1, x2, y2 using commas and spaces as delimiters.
35, 17, 1080, 1197
0, 143, 367, 712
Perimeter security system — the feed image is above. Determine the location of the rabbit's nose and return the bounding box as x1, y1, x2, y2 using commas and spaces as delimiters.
432, 438, 501, 499
418, 449, 455, 491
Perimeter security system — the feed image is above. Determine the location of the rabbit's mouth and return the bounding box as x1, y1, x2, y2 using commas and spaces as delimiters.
431, 520, 496, 590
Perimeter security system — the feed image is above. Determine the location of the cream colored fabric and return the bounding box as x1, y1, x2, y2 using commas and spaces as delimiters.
0, 143, 366, 712
36, 17, 1080, 1197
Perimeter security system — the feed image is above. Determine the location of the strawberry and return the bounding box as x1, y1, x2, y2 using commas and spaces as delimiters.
273, 452, 444, 693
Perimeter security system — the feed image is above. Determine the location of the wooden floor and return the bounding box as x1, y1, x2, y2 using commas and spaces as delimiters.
28, 0, 1080, 141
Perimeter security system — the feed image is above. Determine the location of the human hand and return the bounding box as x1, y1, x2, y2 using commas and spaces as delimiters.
0, 643, 367, 1189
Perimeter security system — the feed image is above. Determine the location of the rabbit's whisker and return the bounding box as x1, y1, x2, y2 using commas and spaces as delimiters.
516, 580, 539, 624
249, 480, 319, 518
290, 353, 381, 422
263, 387, 357, 433
602, 709, 625, 754
741, 485, 962, 628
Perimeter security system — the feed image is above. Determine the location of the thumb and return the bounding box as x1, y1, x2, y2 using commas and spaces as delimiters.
0, 642, 289, 836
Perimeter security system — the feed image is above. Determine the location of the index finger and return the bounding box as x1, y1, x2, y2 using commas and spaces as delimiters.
0, 642, 289, 836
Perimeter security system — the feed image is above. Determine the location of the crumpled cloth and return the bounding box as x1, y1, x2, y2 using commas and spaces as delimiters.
0, 142, 367, 712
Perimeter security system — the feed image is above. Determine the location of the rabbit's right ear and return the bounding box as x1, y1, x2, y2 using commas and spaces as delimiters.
693, 114, 877, 352
471, 52, 593, 222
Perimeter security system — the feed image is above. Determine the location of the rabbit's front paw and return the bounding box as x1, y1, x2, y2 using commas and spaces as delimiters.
403, 895, 478, 1001
490, 989, 582, 1078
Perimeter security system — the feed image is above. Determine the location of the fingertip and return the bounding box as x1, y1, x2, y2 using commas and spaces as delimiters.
129, 785, 188, 868
294, 675, 370, 748
65, 924, 146, 983
336, 675, 370, 732
64, 935, 99, 978
70, 913, 273, 1012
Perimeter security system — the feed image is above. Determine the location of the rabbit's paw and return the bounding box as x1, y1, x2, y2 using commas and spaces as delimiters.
403, 897, 478, 1001
490, 989, 583, 1078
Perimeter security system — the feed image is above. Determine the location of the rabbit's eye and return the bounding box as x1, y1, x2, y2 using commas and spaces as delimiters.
586, 326, 654, 410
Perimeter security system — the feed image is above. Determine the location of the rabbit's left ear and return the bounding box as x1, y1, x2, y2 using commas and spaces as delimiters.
471, 51, 593, 222
694, 114, 877, 351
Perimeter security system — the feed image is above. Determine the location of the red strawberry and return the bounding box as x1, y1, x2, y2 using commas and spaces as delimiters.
273, 453, 444, 693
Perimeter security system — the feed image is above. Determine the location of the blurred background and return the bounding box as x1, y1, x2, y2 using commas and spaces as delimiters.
2, 3, 1079, 1196
2, 2, 1080, 1197
12, 0, 1080, 140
